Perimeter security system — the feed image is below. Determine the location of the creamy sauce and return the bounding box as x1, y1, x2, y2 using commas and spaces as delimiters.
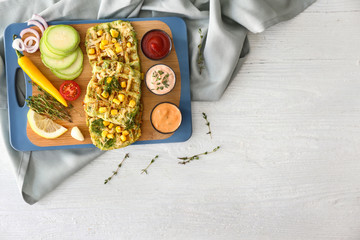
151, 103, 182, 133
146, 64, 176, 95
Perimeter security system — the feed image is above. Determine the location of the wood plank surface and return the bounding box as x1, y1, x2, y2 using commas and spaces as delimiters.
24, 20, 181, 147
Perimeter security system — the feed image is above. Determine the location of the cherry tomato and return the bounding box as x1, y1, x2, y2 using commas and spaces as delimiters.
59, 81, 81, 101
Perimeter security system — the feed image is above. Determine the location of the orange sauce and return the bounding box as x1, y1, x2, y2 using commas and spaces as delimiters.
151, 103, 182, 133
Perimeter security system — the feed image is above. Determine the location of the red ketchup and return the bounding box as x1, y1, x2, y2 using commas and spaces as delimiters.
141, 30, 172, 60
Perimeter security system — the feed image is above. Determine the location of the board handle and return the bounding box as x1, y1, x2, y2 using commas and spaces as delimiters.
14, 67, 27, 107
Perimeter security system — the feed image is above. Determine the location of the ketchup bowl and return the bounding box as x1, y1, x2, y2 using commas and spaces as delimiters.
141, 29, 172, 60
150, 102, 182, 134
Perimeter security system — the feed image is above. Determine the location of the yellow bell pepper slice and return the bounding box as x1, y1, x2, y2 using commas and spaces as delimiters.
13, 38, 68, 107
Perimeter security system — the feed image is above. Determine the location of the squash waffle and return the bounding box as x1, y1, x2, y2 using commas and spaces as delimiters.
86, 109, 142, 150
84, 62, 141, 127
85, 20, 140, 71
84, 20, 142, 150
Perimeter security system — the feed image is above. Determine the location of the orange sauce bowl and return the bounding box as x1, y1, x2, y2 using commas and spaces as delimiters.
150, 102, 182, 134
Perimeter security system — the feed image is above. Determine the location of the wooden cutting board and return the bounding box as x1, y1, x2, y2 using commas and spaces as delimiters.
24, 20, 181, 147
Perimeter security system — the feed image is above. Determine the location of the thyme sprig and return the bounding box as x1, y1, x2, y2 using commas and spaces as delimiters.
178, 146, 220, 165
197, 28, 205, 74
104, 153, 129, 184
202, 112, 212, 138
26, 82, 72, 122
141, 155, 159, 174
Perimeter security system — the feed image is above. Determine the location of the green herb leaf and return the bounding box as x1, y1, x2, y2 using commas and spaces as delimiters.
104, 76, 121, 94
104, 153, 129, 184
151, 70, 172, 91
202, 112, 212, 138
141, 155, 159, 174
125, 107, 139, 130
91, 119, 104, 135
26, 82, 72, 122
103, 137, 115, 149
197, 28, 205, 74
178, 146, 220, 165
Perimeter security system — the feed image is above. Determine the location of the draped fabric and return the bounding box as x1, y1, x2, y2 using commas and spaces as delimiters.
0, 0, 315, 204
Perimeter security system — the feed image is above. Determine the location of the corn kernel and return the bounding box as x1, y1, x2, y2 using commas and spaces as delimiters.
126, 42, 132, 48
122, 130, 129, 136
101, 130, 108, 138
111, 109, 118, 115
129, 100, 136, 108
101, 39, 108, 45
101, 91, 109, 98
107, 133, 114, 139
99, 43, 105, 50
110, 29, 119, 38
121, 81, 127, 88
115, 46, 122, 53
103, 121, 110, 126
112, 98, 120, 105
115, 126, 122, 133
120, 135, 127, 142
88, 48, 95, 54
111, 38, 117, 43
97, 30, 103, 36
99, 107, 107, 113
115, 42, 121, 48
107, 77, 112, 83
108, 123, 114, 129
118, 94, 125, 102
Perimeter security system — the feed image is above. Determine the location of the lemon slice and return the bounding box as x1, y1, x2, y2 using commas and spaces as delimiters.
27, 109, 68, 139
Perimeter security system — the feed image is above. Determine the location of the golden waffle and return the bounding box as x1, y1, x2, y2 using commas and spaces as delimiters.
84, 62, 141, 127
85, 20, 140, 70
84, 20, 142, 150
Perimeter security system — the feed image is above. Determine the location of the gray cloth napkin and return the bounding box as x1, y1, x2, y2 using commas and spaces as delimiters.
0, 0, 315, 204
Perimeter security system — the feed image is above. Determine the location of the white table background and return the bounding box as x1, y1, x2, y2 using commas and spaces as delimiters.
1, 1, 360, 239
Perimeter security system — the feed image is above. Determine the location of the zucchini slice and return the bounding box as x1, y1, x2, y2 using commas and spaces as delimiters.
44, 25, 80, 55
41, 47, 79, 70
51, 65, 83, 80
39, 37, 64, 59
52, 48, 83, 76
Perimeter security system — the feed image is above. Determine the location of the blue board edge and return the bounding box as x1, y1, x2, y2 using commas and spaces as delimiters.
4, 17, 192, 151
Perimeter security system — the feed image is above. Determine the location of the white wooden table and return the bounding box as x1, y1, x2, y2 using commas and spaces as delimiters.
1, 1, 360, 239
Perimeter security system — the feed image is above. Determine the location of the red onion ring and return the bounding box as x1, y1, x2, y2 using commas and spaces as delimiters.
14, 13, 49, 53
26, 45, 39, 53
24, 36, 39, 53
20, 28, 40, 40
23, 36, 36, 48
27, 19, 44, 34
31, 14, 48, 30
12, 38, 25, 51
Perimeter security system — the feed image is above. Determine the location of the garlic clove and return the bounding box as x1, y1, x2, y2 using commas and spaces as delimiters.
71, 126, 84, 141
